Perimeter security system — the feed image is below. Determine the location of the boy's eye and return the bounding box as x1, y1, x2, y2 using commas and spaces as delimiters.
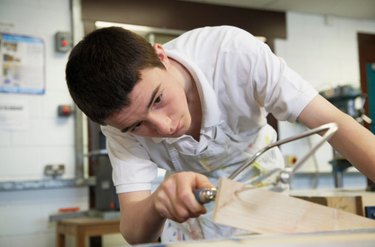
154, 94, 162, 104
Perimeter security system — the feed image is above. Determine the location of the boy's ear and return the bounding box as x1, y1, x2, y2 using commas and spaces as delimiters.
153, 44, 169, 65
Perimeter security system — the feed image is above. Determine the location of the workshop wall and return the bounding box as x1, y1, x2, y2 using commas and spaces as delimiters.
0, 0, 89, 246
0, 0, 76, 181
275, 12, 375, 186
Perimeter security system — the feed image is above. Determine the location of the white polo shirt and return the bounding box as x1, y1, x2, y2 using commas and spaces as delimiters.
101, 25, 317, 194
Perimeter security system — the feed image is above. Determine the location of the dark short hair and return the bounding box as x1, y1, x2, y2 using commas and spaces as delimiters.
65, 27, 165, 124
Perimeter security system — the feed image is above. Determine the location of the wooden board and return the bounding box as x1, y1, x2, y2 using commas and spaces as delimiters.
212, 178, 375, 233
146, 229, 375, 247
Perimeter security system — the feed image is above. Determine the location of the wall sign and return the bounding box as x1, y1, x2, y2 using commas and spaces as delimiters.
0, 33, 45, 94
0, 99, 29, 130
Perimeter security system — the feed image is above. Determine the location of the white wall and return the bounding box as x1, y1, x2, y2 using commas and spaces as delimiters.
0, 0, 90, 246
0, 188, 88, 246
0, 0, 76, 181
274, 12, 375, 188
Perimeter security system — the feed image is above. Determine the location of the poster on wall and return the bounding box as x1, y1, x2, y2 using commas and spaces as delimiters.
0, 33, 45, 94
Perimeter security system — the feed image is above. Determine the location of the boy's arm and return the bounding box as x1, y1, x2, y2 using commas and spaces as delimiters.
118, 172, 212, 244
118, 190, 164, 244
297, 94, 375, 182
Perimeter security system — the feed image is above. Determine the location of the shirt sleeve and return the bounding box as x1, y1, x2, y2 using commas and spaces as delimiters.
165, 25, 317, 122
230, 27, 318, 121
101, 125, 158, 193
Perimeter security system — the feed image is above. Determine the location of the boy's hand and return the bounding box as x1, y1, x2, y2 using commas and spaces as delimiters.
152, 172, 213, 223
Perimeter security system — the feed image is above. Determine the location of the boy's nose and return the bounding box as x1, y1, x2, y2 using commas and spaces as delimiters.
149, 113, 173, 134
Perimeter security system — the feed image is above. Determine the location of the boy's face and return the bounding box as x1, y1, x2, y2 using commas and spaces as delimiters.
105, 67, 192, 138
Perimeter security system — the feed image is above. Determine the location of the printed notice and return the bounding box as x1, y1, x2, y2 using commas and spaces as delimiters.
0, 33, 45, 94
0, 99, 29, 130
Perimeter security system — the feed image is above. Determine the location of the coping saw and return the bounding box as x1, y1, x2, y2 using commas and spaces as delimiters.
194, 122, 338, 204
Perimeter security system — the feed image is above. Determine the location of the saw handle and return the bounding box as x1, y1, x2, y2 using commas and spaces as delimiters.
193, 188, 217, 204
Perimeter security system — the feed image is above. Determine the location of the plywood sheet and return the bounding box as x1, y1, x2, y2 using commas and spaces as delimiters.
212, 178, 375, 233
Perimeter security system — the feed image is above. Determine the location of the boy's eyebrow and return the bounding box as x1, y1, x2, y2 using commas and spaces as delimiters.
121, 84, 161, 133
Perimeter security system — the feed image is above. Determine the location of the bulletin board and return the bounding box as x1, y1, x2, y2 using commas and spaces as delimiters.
0, 33, 45, 94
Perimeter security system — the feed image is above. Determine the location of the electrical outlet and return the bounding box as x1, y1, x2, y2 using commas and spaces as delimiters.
44, 164, 65, 178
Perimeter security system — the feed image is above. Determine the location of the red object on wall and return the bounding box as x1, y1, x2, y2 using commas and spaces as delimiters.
57, 105, 73, 117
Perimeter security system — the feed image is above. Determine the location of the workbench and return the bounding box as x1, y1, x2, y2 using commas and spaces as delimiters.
56, 217, 120, 247
136, 228, 375, 247
289, 188, 375, 217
